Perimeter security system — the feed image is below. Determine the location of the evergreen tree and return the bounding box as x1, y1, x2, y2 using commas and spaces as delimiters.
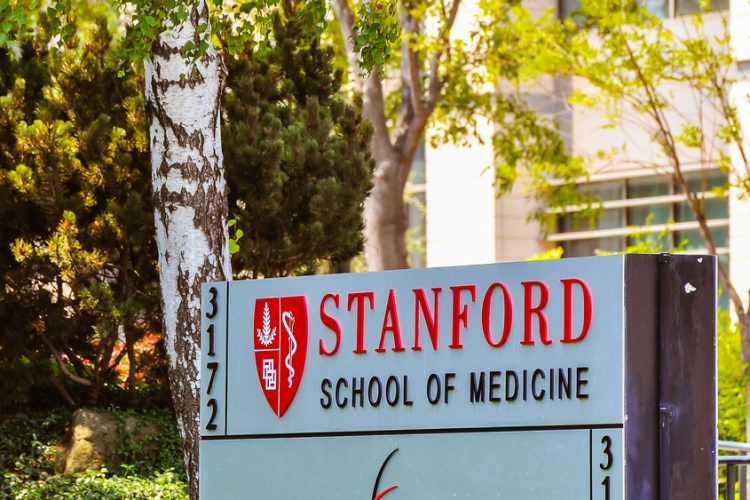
0, 20, 164, 409
223, 0, 374, 278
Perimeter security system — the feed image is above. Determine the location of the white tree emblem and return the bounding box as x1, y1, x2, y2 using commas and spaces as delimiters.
256, 302, 277, 346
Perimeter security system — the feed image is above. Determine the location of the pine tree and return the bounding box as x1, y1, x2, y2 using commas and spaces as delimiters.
0, 20, 164, 409
222, 0, 374, 278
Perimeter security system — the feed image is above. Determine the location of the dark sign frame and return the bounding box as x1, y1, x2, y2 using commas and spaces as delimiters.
199, 254, 717, 498
623, 254, 716, 498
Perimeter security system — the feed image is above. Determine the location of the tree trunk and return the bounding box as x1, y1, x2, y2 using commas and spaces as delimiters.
144, 2, 231, 498
332, 0, 443, 272
124, 324, 138, 406
364, 153, 410, 271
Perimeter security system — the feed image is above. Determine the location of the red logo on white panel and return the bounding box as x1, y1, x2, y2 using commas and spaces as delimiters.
253, 297, 308, 417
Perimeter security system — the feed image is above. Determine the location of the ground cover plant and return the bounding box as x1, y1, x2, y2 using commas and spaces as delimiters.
0, 408, 187, 499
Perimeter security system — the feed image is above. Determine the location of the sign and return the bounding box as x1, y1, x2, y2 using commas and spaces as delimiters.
199, 254, 717, 499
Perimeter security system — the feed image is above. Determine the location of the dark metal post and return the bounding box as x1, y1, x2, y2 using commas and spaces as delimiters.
623, 254, 716, 498
656, 254, 717, 499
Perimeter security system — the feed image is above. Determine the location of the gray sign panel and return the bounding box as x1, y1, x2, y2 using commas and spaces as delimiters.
200, 256, 635, 498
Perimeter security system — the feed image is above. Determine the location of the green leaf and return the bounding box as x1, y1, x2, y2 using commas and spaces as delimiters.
228, 239, 240, 254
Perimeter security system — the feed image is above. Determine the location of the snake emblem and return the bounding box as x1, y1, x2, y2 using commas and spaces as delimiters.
282, 311, 296, 388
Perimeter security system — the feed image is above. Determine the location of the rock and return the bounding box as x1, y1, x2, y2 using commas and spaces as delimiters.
63, 409, 118, 474
62, 409, 163, 474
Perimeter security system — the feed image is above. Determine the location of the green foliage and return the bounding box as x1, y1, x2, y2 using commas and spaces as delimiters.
502, 1, 743, 240
526, 247, 564, 261
112, 409, 186, 476
352, 0, 401, 75
0, 409, 68, 475
718, 310, 747, 443
419, 0, 598, 235
0, 0, 41, 48
623, 223, 687, 255
0, 409, 187, 499
471, 0, 749, 242
5, 470, 186, 500
493, 96, 598, 234
223, 0, 374, 278
227, 217, 243, 256
0, 18, 165, 410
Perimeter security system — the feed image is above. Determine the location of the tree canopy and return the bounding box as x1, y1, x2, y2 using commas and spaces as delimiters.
0, 19, 165, 410
223, 0, 374, 278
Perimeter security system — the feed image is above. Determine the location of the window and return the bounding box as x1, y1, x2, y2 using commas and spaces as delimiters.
674, 0, 728, 16
559, 0, 728, 19
550, 170, 729, 257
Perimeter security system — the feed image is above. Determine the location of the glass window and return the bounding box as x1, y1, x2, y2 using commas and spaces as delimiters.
627, 176, 670, 198
683, 170, 728, 193
718, 254, 730, 309
596, 208, 625, 230
410, 142, 426, 185
642, 0, 669, 17
560, 0, 726, 19
675, 0, 728, 16
625, 176, 671, 226
560, 0, 669, 18
559, 213, 578, 233
628, 204, 670, 226
712, 226, 729, 248
584, 180, 626, 202
559, 0, 582, 19
675, 198, 728, 222
564, 237, 624, 257
555, 169, 729, 262
406, 141, 426, 268
674, 226, 728, 250
560, 207, 624, 232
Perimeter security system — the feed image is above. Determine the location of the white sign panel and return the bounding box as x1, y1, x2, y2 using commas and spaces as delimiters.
200, 256, 625, 499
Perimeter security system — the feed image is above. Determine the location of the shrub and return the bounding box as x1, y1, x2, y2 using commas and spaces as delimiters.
0, 408, 186, 499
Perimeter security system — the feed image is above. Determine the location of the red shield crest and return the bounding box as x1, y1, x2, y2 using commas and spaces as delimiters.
253, 296, 308, 417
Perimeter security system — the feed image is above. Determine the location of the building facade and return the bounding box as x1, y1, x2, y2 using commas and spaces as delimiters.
422, 0, 750, 309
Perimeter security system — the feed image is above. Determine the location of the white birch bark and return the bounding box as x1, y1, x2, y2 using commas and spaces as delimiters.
144, 2, 230, 497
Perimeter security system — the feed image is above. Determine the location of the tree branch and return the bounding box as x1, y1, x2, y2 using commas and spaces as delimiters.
399, 6, 425, 120
331, 0, 364, 79
38, 333, 93, 387
331, 0, 394, 154
425, 0, 460, 114
50, 377, 77, 407
711, 74, 750, 181
623, 38, 747, 320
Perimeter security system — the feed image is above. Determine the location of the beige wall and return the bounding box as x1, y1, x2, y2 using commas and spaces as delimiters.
425, 1, 746, 271
568, 12, 729, 176
494, 181, 550, 262
425, 0, 556, 266
425, 121, 497, 268
732, 0, 750, 63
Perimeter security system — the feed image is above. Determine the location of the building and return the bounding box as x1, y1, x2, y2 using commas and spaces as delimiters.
420, 0, 749, 309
